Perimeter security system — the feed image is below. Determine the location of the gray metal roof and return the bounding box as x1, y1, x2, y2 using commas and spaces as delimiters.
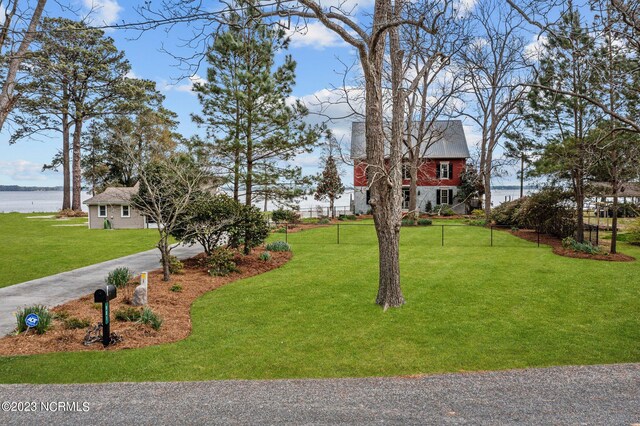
350, 120, 470, 159
83, 184, 138, 205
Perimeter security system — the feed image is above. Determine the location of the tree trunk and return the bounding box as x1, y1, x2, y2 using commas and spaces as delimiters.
62, 115, 71, 210
0, 0, 47, 130
159, 236, 171, 282
574, 171, 585, 243
408, 159, 418, 220
367, 0, 404, 308
519, 156, 524, 199
611, 194, 618, 254
330, 196, 335, 219
72, 117, 83, 211
483, 151, 493, 220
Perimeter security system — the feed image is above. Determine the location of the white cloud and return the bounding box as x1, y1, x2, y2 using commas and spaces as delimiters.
162, 74, 207, 94
82, 0, 122, 26
285, 21, 348, 50
0, 160, 54, 182
524, 35, 548, 62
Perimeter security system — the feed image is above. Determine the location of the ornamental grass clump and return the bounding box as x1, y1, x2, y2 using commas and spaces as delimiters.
114, 306, 142, 322
15, 305, 52, 334
139, 307, 163, 331
265, 241, 290, 252
106, 267, 132, 289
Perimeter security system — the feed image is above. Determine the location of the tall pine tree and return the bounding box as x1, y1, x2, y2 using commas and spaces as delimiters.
192, 0, 319, 207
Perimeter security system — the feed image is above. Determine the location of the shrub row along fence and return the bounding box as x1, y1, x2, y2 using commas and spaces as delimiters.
273, 222, 545, 248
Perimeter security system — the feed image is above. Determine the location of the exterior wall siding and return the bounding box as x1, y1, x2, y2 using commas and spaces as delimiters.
354, 159, 466, 187
88, 204, 146, 229
353, 158, 467, 215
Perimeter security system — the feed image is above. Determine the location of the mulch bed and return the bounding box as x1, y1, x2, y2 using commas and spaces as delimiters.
509, 229, 635, 262
0, 248, 291, 357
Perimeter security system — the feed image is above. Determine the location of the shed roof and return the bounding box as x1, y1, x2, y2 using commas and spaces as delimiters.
350, 120, 470, 159
83, 183, 139, 205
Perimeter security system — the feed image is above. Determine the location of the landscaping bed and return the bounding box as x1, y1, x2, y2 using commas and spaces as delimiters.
0, 248, 291, 356
510, 229, 635, 262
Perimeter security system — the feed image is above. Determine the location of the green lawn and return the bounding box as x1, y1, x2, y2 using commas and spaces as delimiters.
0, 213, 159, 288
1, 222, 639, 383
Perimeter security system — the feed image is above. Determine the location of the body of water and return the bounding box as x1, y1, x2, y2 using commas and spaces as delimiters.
0, 188, 529, 214
0, 191, 90, 213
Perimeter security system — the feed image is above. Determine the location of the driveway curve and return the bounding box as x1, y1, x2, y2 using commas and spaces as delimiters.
0, 244, 203, 336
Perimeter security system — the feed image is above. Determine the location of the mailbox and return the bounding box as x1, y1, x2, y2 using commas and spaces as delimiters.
94, 285, 117, 347
94, 285, 117, 303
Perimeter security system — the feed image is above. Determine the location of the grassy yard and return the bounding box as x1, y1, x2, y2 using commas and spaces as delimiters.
1, 221, 639, 383
0, 213, 159, 288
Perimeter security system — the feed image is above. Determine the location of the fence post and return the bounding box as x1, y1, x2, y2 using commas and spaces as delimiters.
285, 223, 288, 243
441, 225, 444, 247
337, 223, 340, 245
537, 226, 540, 247
491, 225, 493, 247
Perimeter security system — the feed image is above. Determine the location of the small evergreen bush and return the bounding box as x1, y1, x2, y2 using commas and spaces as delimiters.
206, 248, 239, 277
265, 241, 291, 252
15, 305, 52, 334
167, 256, 184, 274
105, 267, 132, 288
401, 218, 416, 226
271, 209, 299, 223
471, 209, 484, 217
417, 218, 432, 226
139, 307, 163, 331
259, 251, 272, 261
114, 306, 142, 322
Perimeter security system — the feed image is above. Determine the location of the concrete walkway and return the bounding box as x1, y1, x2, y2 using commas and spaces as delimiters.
0, 244, 203, 336
0, 363, 638, 424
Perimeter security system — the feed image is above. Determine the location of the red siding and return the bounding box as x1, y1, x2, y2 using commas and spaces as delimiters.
354, 159, 466, 187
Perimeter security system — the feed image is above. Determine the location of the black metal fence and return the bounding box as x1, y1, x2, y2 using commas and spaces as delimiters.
273, 222, 544, 248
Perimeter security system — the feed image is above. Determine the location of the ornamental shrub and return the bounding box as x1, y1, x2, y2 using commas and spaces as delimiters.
265, 241, 291, 252
401, 218, 416, 226
15, 305, 52, 334
105, 267, 132, 289
139, 307, 163, 331
417, 218, 432, 226
170, 284, 183, 292
228, 205, 270, 255
167, 256, 184, 274
561, 237, 601, 254
206, 248, 239, 277
259, 251, 272, 261
271, 208, 300, 224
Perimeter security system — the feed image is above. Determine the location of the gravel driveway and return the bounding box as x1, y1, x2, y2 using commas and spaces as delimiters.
0, 363, 638, 425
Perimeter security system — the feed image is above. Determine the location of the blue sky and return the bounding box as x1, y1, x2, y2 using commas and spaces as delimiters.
0, 0, 532, 188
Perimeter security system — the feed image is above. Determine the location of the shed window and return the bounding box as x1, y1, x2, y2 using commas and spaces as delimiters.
98, 205, 107, 217
121, 205, 130, 218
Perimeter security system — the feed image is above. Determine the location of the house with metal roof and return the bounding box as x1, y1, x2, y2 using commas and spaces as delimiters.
350, 120, 471, 214
83, 183, 152, 229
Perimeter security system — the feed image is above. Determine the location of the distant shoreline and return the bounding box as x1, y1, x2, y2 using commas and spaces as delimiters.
0, 185, 63, 192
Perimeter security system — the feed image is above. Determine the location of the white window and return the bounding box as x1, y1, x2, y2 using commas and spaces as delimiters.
98, 205, 107, 217
402, 164, 411, 180
121, 205, 130, 218
440, 189, 449, 205
439, 162, 450, 179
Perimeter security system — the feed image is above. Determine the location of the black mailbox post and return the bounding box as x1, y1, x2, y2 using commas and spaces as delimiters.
94, 285, 117, 346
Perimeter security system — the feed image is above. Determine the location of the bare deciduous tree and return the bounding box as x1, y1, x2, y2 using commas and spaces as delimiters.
461, 0, 531, 219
